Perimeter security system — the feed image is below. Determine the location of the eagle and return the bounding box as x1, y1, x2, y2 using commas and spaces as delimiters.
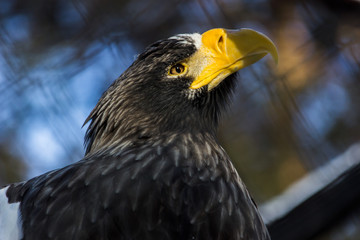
0, 28, 277, 240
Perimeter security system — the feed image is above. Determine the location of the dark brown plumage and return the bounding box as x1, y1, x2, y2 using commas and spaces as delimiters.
1, 28, 277, 240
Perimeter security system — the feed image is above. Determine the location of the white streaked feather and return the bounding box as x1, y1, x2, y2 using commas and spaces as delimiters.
0, 186, 23, 240
169, 33, 202, 49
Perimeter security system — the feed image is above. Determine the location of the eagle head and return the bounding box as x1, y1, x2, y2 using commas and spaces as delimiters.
84, 28, 278, 154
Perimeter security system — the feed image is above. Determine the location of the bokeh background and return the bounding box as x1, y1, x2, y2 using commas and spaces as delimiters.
0, 0, 359, 239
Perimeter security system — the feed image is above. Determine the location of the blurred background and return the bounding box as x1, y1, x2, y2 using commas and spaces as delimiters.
0, 0, 359, 239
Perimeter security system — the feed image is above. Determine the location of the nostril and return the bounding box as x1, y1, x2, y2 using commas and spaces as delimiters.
217, 35, 225, 52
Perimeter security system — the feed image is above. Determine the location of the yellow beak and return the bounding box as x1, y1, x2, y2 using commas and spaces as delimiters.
189, 28, 278, 90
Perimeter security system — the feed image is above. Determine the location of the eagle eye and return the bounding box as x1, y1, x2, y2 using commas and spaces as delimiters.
169, 63, 187, 76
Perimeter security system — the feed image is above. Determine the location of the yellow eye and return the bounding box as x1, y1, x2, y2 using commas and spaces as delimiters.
169, 63, 187, 76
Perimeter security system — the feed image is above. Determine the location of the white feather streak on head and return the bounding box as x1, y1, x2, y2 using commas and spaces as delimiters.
169, 33, 202, 50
